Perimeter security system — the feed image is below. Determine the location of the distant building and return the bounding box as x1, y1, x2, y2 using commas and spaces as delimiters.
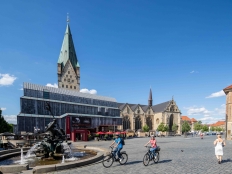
181, 116, 197, 131
118, 89, 182, 135
210, 121, 225, 130
223, 85, 232, 140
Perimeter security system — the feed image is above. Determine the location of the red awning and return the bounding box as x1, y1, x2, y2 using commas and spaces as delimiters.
96, 132, 105, 135
106, 132, 113, 134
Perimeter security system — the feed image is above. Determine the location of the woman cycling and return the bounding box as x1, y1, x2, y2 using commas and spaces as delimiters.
144, 135, 157, 155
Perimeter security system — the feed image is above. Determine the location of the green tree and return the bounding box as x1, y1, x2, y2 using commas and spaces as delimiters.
172, 123, 178, 133
182, 121, 191, 137
163, 125, 169, 132
142, 124, 150, 132
157, 122, 165, 132
194, 122, 202, 131
211, 126, 215, 131
198, 121, 202, 124
202, 125, 209, 132
0, 109, 12, 133
217, 127, 222, 132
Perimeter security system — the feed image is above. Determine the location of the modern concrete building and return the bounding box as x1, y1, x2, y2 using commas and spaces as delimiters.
17, 83, 121, 141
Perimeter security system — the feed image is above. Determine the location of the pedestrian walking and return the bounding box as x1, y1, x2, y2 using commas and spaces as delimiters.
214, 134, 226, 164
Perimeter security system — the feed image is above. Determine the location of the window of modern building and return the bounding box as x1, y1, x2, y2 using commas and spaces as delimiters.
43, 90, 50, 99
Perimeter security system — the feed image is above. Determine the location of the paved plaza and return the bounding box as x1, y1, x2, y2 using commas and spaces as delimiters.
47, 135, 232, 174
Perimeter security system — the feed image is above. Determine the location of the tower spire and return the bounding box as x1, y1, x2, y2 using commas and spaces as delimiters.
67, 13, 70, 23
148, 88, 153, 106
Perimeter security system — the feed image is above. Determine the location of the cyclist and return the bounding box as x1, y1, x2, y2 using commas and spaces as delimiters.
144, 135, 157, 157
110, 134, 123, 161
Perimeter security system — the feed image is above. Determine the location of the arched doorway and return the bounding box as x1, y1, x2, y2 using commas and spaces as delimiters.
122, 116, 130, 130
169, 114, 174, 131
146, 117, 152, 130
135, 116, 142, 130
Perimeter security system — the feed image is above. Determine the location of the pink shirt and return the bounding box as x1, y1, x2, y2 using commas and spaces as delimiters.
150, 139, 157, 148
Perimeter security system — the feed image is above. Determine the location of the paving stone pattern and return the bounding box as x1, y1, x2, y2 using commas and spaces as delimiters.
47, 136, 232, 174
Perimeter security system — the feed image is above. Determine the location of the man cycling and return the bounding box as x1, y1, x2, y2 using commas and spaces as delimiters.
144, 135, 157, 157
110, 134, 123, 161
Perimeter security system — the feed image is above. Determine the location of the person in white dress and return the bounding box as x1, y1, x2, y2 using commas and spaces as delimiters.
214, 134, 226, 164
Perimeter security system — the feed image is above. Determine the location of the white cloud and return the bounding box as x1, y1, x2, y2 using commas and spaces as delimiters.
46, 83, 58, 88
183, 104, 225, 124
0, 107, 6, 111
190, 70, 198, 74
3, 115, 17, 124
19, 88, 23, 90
0, 74, 17, 86
206, 90, 225, 98
80, 88, 97, 95
184, 106, 210, 116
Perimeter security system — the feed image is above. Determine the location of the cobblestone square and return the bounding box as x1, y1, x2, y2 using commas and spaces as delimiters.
47, 135, 232, 174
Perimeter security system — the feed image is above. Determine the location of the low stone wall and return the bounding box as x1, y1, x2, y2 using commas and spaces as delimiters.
0, 148, 30, 160
33, 151, 104, 174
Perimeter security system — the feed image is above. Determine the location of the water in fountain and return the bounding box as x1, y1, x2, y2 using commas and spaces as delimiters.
25, 143, 40, 158
61, 142, 78, 161
20, 148, 25, 164
61, 155, 65, 163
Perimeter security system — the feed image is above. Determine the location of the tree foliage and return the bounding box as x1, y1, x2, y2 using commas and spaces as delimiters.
172, 123, 178, 133
157, 122, 168, 132
211, 126, 215, 131
194, 122, 202, 131
142, 124, 150, 132
201, 125, 209, 132
0, 109, 13, 133
182, 121, 191, 133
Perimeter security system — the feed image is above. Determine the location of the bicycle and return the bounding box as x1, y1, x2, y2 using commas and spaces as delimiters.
102, 146, 128, 168
143, 146, 160, 166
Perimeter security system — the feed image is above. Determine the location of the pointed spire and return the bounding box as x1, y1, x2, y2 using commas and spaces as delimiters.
148, 88, 153, 106
58, 15, 80, 69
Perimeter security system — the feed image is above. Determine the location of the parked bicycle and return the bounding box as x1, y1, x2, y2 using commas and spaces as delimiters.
143, 146, 160, 166
102, 146, 128, 168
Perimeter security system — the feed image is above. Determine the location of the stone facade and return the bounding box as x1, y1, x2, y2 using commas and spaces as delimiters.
223, 85, 232, 140
118, 91, 182, 134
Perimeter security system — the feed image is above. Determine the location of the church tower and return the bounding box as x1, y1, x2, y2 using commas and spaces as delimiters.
57, 16, 80, 91
148, 88, 153, 106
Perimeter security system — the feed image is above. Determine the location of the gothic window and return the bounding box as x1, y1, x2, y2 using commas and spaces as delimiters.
135, 116, 142, 130
72, 80, 74, 82
66, 75, 68, 77
62, 85, 64, 88
68, 71, 70, 74
66, 85, 68, 88
169, 114, 174, 131
148, 110, 150, 115
123, 116, 130, 130
64, 79, 66, 81
67, 79, 70, 82
156, 118, 159, 124
137, 109, 140, 114
146, 117, 152, 130
70, 86, 72, 89
74, 86, 76, 89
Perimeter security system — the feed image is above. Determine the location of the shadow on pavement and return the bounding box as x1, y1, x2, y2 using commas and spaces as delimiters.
150, 159, 172, 165
125, 160, 143, 165
222, 159, 232, 163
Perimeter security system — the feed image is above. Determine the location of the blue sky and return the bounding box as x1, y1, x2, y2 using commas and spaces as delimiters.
0, 0, 232, 124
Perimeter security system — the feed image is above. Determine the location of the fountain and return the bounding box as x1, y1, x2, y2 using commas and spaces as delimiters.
20, 148, 25, 164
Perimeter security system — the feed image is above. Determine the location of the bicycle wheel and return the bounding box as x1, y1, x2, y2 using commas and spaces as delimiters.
119, 152, 128, 165
143, 153, 150, 166
153, 152, 159, 163
102, 155, 114, 168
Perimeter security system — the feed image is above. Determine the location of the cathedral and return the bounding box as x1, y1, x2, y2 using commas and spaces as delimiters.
117, 89, 182, 134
